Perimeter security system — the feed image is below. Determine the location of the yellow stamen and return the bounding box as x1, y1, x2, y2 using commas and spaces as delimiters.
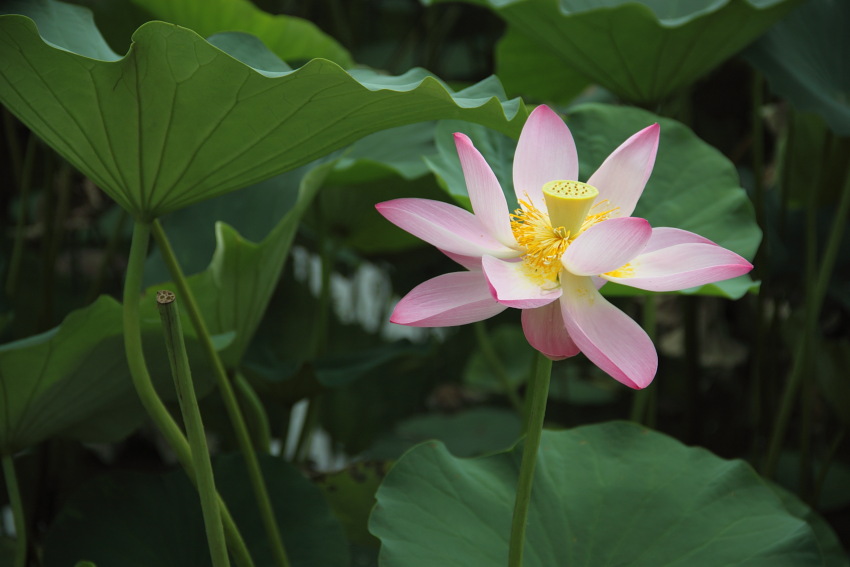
580, 199, 620, 232
511, 199, 570, 285
542, 180, 598, 236
509, 183, 622, 286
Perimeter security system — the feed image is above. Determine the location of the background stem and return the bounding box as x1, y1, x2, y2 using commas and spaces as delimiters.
151, 220, 291, 567
234, 371, 273, 453
157, 291, 230, 567
763, 143, 850, 477
123, 221, 255, 567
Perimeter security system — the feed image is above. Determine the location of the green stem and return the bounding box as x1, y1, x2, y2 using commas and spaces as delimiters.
763, 143, 850, 477
474, 322, 523, 413
508, 352, 553, 567
124, 221, 255, 567
234, 372, 272, 453
151, 220, 290, 567
2, 454, 27, 567
157, 291, 230, 567
5, 134, 37, 299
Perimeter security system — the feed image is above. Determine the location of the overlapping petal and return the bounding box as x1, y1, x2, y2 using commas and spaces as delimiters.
588, 124, 659, 219
482, 256, 562, 309
454, 133, 517, 248
376, 199, 520, 259
522, 302, 579, 360
513, 105, 578, 213
559, 271, 657, 389
563, 217, 652, 276
390, 271, 506, 327
603, 243, 753, 292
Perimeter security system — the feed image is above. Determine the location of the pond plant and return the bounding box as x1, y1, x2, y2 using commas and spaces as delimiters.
0, 0, 848, 566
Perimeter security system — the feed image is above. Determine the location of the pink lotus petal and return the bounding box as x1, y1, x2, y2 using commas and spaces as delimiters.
454, 133, 517, 248
563, 217, 652, 276
440, 249, 483, 271
560, 271, 657, 389
603, 243, 753, 292
482, 256, 562, 309
376, 199, 520, 259
588, 124, 659, 219
522, 302, 579, 360
513, 105, 578, 213
643, 227, 716, 254
390, 271, 506, 327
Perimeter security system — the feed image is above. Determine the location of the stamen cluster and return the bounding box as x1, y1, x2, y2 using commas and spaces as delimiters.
510, 199, 619, 285
510, 200, 570, 285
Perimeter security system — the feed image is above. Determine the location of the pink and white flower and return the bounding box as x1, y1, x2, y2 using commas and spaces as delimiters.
376, 106, 752, 389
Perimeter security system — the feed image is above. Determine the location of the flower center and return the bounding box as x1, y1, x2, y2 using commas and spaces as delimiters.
542, 180, 598, 235
510, 181, 619, 285
511, 199, 569, 285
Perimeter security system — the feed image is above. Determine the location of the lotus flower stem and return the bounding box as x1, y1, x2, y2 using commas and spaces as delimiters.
157, 291, 230, 567
151, 220, 291, 567
2, 454, 27, 567
123, 221, 255, 567
509, 352, 553, 567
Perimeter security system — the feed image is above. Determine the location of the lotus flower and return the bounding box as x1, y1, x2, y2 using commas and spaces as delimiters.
376, 106, 752, 389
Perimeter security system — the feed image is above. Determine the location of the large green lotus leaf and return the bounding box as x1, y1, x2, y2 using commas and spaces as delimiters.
0, 296, 227, 454
494, 25, 589, 104
133, 0, 353, 67
143, 121, 439, 284
370, 421, 835, 566
744, 0, 850, 136
142, 160, 334, 368
43, 453, 349, 567
0, 1, 527, 220
428, 0, 798, 103
426, 104, 760, 298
